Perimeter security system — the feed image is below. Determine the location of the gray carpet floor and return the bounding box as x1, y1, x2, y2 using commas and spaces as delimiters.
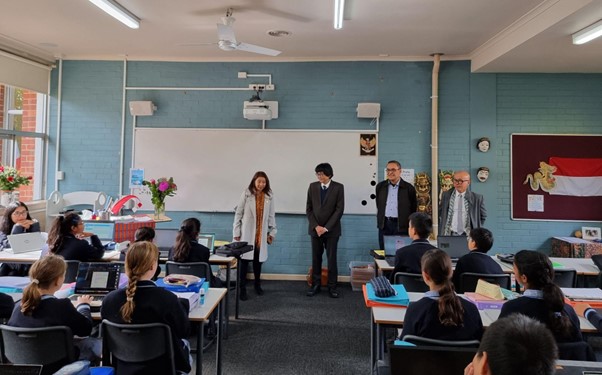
196, 280, 371, 375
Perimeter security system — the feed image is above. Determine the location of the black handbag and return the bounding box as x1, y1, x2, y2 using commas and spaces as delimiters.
215, 242, 253, 257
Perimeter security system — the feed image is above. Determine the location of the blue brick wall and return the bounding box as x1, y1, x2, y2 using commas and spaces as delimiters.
47, 61, 602, 276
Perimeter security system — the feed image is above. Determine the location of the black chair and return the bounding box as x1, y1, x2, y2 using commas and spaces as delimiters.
165, 261, 212, 286
553, 269, 577, 288
0, 325, 75, 375
101, 320, 176, 375
459, 272, 511, 293
64, 260, 80, 283
557, 341, 596, 361
393, 272, 428, 292
401, 334, 480, 348
388, 342, 477, 375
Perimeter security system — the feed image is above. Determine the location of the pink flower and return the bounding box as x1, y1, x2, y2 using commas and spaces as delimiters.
158, 181, 169, 192
0, 166, 3, 172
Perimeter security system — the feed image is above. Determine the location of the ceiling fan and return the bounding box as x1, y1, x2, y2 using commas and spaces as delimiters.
216, 8, 282, 56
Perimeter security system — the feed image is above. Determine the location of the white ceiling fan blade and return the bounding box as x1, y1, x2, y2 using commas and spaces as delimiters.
217, 23, 237, 43
236, 42, 281, 56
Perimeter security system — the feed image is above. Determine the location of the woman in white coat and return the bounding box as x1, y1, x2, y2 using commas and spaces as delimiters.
233, 171, 277, 300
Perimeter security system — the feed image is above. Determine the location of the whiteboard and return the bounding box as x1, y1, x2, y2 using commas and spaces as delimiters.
133, 128, 378, 214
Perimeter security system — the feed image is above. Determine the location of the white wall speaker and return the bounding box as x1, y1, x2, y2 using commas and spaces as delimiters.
357, 103, 381, 118
129, 101, 156, 116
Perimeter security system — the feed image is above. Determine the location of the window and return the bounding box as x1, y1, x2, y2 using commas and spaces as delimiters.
0, 84, 46, 202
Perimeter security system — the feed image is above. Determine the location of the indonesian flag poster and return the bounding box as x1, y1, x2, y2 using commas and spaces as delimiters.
512, 134, 602, 221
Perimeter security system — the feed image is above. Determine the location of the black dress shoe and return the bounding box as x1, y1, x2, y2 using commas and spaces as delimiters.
328, 288, 339, 298
306, 285, 321, 297
254, 284, 264, 296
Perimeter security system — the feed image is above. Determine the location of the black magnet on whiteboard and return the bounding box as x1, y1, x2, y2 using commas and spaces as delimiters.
370, 180, 376, 186
370, 194, 376, 199
361, 200, 367, 206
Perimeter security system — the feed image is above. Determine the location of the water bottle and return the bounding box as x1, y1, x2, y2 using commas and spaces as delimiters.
199, 288, 205, 306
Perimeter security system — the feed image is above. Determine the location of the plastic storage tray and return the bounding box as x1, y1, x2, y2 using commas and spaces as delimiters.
349, 261, 375, 291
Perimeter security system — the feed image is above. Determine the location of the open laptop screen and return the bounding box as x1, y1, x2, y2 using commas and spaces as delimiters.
83, 221, 115, 241
383, 236, 410, 257
154, 229, 178, 251
198, 233, 215, 252
437, 235, 470, 259
74, 262, 121, 294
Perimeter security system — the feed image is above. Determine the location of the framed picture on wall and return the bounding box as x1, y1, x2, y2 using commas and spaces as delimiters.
582, 227, 601, 241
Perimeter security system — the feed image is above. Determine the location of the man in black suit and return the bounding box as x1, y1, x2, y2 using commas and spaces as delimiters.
391, 212, 436, 279
375, 160, 417, 250
306, 163, 345, 298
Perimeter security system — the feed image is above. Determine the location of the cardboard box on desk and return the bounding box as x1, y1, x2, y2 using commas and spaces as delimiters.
172, 292, 200, 312
464, 293, 506, 310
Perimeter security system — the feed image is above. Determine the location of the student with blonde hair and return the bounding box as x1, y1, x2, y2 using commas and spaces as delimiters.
101, 241, 191, 374
8, 254, 99, 373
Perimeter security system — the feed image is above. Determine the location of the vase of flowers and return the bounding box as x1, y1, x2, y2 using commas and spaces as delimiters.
0, 165, 32, 207
142, 177, 177, 220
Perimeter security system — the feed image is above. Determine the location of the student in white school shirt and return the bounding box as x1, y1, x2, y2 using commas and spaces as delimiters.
439, 170, 486, 236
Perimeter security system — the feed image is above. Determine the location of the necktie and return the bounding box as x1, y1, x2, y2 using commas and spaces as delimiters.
455, 193, 464, 234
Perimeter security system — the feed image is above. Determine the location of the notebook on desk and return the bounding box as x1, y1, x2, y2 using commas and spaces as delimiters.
68, 262, 123, 311
437, 235, 469, 261
83, 221, 115, 246
7, 232, 46, 254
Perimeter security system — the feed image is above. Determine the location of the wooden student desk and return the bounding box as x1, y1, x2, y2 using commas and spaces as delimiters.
369, 292, 598, 368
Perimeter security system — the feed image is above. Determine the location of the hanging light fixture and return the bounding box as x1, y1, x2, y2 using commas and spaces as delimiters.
89, 0, 140, 29
334, 0, 345, 30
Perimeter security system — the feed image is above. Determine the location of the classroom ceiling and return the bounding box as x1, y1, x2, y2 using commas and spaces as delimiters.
1, 0, 601, 73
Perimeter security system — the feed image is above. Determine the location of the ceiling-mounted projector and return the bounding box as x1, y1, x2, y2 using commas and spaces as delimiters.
243, 101, 278, 120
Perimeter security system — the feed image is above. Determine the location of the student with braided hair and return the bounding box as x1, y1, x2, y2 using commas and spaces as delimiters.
8, 254, 99, 373
499, 250, 583, 344
400, 249, 483, 341
101, 241, 191, 375
169, 217, 210, 264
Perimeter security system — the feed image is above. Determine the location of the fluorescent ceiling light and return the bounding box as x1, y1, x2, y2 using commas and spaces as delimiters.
572, 19, 602, 45
334, 0, 345, 30
89, 0, 140, 29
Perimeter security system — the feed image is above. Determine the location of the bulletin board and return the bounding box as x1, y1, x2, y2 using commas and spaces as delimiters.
133, 128, 378, 214
511, 134, 602, 221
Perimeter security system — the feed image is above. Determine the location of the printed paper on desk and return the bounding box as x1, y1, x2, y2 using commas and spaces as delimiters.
561, 288, 602, 300
475, 279, 504, 300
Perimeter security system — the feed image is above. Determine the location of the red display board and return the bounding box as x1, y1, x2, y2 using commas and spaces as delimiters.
511, 134, 602, 221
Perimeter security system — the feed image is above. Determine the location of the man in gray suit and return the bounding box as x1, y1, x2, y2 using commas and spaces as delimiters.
439, 170, 486, 236
306, 163, 345, 298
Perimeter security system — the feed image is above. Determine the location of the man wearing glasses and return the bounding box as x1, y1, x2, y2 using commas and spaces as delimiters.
439, 170, 487, 236
306, 163, 345, 298
375, 160, 417, 250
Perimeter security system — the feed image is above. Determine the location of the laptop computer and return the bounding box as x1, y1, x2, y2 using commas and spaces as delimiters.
154, 228, 179, 258
7, 232, 46, 254
83, 221, 115, 246
0, 364, 43, 375
437, 235, 470, 261
198, 233, 216, 253
384, 235, 410, 266
68, 262, 123, 311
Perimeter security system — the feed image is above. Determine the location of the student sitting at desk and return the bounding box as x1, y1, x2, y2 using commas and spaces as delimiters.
47, 213, 105, 262
169, 218, 210, 264
452, 227, 503, 291
400, 249, 483, 341
464, 314, 557, 375
0, 201, 41, 276
499, 250, 584, 345
391, 212, 436, 278
8, 255, 100, 372
120, 226, 160, 280
101, 241, 192, 375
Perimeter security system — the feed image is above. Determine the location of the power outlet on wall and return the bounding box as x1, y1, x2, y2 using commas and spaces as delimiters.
249, 84, 275, 91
